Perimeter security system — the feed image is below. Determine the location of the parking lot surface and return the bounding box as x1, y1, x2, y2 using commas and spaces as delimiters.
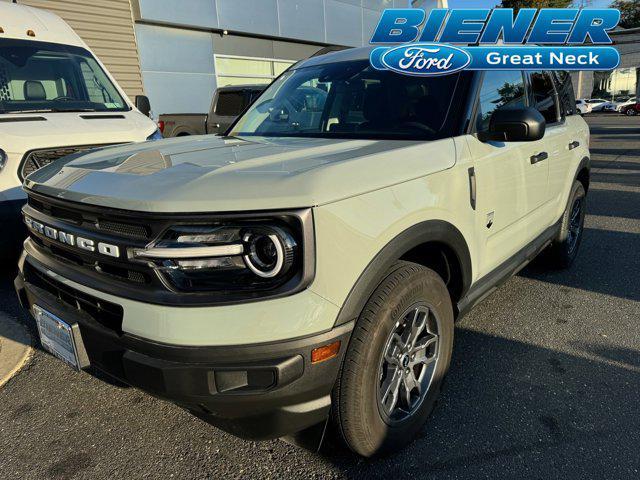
0, 115, 639, 480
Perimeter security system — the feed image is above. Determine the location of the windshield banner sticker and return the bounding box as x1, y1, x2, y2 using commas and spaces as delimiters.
370, 8, 621, 76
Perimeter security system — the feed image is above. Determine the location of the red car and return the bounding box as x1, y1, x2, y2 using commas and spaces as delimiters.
622, 103, 640, 116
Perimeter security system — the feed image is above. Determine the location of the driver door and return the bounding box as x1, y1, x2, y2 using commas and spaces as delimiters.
467, 71, 550, 277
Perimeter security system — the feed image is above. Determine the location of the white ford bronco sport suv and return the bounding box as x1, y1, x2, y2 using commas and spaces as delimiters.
15, 48, 590, 457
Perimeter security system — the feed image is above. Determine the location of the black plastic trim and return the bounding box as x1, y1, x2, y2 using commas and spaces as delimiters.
457, 219, 561, 317
333, 220, 472, 327
0, 116, 46, 123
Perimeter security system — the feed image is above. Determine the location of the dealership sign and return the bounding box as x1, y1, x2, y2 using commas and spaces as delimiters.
370, 8, 621, 75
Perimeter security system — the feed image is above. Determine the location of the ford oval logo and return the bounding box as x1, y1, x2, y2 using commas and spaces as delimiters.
380, 43, 471, 76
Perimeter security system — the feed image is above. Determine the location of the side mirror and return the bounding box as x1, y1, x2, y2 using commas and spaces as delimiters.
135, 95, 151, 117
481, 107, 546, 142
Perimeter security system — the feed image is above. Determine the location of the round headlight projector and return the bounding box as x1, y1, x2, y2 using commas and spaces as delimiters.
242, 227, 296, 278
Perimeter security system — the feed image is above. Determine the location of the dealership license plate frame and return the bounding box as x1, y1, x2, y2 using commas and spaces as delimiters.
33, 305, 90, 371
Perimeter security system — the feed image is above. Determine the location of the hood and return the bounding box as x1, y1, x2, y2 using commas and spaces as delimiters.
25, 134, 457, 213
0, 111, 156, 153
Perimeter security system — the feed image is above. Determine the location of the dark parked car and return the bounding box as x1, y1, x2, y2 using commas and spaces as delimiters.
159, 84, 267, 137
621, 103, 640, 116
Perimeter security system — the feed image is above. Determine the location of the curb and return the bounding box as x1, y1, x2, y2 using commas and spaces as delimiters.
0, 313, 33, 389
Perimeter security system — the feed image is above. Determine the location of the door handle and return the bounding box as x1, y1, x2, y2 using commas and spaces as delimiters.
530, 152, 549, 164
568, 141, 580, 150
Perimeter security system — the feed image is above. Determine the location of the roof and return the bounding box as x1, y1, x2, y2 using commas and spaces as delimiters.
0, 2, 85, 48
296, 46, 374, 69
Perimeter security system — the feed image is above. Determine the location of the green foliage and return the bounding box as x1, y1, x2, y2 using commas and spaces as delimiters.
500, 0, 572, 10
612, 0, 640, 29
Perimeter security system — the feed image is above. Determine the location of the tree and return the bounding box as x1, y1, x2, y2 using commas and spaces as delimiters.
612, 0, 640, 29
500, 0, 572, 10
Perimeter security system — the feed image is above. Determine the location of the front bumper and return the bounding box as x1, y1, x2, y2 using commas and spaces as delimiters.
15, 256, 353, 440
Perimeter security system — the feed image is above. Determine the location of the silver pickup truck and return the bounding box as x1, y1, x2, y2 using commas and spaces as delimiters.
159, 84, 266, 138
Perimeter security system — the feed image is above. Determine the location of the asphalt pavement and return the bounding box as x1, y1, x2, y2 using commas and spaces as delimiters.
0, 114, 639, 480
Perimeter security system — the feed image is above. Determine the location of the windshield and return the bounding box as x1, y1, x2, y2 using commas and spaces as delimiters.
229, 60, 461, 140
0, 39, 129, 114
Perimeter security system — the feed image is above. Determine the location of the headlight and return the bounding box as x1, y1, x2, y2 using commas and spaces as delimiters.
146, 128, 163, 141
129, 210, 314, 300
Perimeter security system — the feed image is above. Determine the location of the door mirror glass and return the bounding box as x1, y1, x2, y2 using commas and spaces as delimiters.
480, 107, 546, 142
135, 95, 151, 117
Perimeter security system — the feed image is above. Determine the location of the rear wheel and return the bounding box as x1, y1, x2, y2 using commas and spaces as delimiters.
332, 262, 454, 457
547, 181, 586, 269
625, 108, 638, 116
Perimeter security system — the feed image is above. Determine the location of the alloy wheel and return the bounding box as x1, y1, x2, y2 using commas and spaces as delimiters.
377, 303, 440, 424
567, 197, 584, 255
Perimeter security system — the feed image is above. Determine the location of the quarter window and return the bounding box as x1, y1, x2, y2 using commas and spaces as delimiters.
476, 71, 526, 132
529, 71, 560, 124
551, 71, 576, 117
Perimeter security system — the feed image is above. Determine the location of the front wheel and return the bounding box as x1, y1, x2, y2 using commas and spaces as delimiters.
332, 262, 454, 457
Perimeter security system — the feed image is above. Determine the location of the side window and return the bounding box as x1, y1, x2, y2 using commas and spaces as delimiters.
552, 71, 576, 117
476, 71, 527, 132
529, 71, 560, 124
215, 91, 245, 116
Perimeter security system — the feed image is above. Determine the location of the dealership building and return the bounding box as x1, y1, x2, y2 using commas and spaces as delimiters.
12, 0, 640, 114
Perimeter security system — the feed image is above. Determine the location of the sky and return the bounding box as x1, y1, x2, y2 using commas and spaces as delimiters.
446, 0, 612, 7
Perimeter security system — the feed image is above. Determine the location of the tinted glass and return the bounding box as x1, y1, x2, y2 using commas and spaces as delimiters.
230, 60, 462, 140
0, 39, 127, 113
530, 71, 559, 124
476, 71, 526, 132
552, 71, 576, 117
216, 91, 246, 116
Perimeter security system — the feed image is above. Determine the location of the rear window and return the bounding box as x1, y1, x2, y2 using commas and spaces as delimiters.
215, 91, 246, 116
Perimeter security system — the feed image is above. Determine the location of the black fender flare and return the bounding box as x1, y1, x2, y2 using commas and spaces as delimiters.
573, 156, 591, 191
333, 220, 472, 326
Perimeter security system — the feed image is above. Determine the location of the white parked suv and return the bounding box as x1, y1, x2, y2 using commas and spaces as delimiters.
15, 48, 591, 457
0, 2, 159, 261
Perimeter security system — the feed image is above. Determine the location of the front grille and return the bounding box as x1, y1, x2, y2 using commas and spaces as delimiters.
19, 144, 109, 180
24, 261, 124, 335
28, 195, 151, 240
96, 219, 150, 239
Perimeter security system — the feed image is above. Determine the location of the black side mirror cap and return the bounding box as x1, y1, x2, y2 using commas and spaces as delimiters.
480, 107, 546, 143
135, 95, 151, 117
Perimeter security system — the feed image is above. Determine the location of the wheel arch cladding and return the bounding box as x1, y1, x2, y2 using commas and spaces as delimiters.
333, 220, 472, 326
576, 157, 590, 192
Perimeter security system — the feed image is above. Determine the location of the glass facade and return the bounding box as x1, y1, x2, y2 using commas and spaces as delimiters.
215, 55, 296, 87
592, 67, 640, 101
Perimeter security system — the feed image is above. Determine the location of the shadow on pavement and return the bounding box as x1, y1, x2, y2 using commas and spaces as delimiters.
318, 328, 640, 479
587, 189, 640, 220
520, 227, 640, 302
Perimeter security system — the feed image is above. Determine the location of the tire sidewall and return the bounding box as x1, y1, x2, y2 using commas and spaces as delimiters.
554, 181, 586, 265
340, 265, 454, 455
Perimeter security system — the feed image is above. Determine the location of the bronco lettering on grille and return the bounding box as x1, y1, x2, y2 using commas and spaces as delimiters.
24, 215, 120, 258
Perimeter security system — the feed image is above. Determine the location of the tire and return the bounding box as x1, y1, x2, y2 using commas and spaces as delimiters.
547, 181, 586, 269
625, 108, 638, 116
332, 261, 454, 457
